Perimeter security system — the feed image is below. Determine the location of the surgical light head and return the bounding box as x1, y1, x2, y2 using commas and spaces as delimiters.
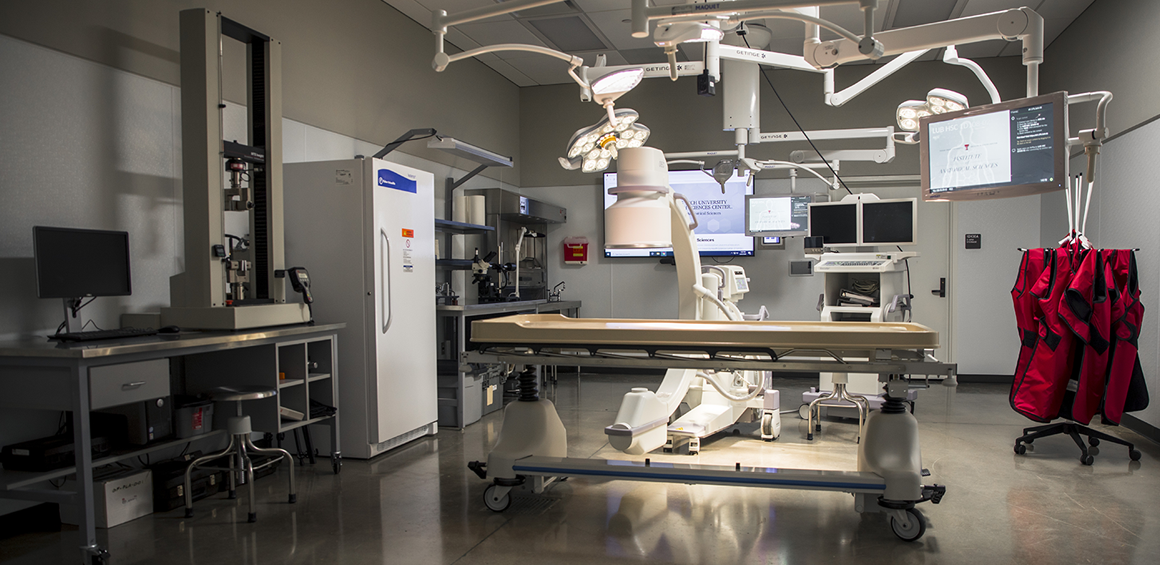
559, 108, 651, 174
896, 88, 968, 132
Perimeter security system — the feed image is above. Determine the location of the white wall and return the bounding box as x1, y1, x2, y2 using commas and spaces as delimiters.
0, 33, 515, 515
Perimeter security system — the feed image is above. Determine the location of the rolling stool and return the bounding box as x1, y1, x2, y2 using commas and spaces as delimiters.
183, 385, 296, 522
806, 373, 870, 442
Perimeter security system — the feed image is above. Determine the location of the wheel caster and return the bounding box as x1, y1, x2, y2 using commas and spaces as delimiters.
1089, 446, 1100, 456
483, 485, 511, 512
248, 512, 257, 523
1014, 444, 1026, 455
798, 404, 810, 420
1088, 437, 1100, 447
1129, 449, 1142, 461
760, 412, 779, 441
88, 548, 111, 565
332, 454, 343, 475
890, 508, 926, 542
1081, 454, 1095, 466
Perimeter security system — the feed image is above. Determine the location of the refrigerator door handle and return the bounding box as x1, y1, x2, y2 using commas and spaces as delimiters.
381, 229, 392, 334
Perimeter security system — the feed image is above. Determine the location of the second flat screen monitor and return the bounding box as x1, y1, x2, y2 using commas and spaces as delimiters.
808, 202, 858, 246
862, 199, 916, 245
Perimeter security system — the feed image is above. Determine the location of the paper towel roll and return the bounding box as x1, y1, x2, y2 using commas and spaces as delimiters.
468, 195, 486, 225
453, 195, 468, 223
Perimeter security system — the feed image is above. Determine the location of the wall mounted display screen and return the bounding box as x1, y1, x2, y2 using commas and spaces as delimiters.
745, 194, 812, 236
807, 202, 858, 246
604, 170, 754, 257
34, 226, 132, 299
921, 91, 1067, 201
861, 198, 917, 245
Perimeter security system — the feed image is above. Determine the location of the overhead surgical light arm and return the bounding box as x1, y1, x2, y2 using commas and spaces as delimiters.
431, 1, 587, 88
942, 46, 1001, 105
806, 7, 1043, 97
824, 50, 929, 107
1067, 91, 1114, 182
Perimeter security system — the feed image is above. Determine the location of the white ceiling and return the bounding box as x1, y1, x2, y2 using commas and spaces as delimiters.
384, 0, 1094, 87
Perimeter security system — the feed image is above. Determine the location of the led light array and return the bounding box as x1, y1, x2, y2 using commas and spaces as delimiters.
559, 109, 651, 173
896, 88, 969, 132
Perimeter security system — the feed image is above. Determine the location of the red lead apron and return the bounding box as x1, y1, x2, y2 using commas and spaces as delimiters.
1059, 249, 1115, 424
1010, 249, 1051, 409
1102, 249, 1149, 424
1011, 247, 1078, 422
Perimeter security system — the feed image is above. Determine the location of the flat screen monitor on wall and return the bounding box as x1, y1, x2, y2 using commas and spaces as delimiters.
604, 170, 754, 257
807, 201, 858, 246
861, 198, 918, 246
745, 194, 812, 236
34, 226, 132, 299
920, 91, 1068, 201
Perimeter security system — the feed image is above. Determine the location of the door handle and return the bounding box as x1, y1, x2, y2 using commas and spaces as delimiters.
122, 381, 146, 390
931, 278, 946, 298
381, 230, 392, 334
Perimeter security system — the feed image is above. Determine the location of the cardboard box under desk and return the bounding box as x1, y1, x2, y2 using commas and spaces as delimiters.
60, 468, 152, 528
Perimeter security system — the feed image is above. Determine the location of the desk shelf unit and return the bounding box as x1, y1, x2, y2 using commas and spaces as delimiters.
184, 336, 338, 434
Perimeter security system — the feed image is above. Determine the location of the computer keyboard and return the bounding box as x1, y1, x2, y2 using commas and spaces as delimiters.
51, 328, 159, 342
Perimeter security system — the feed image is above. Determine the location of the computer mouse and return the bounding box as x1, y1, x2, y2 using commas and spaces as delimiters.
158, 325, 181, 334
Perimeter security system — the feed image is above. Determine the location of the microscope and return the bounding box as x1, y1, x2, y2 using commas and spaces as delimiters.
471, 248, 515, 304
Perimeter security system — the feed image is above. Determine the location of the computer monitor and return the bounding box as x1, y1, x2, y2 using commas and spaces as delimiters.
745, 194, 812, 236
807, 201, 858, 246
861, 198, 917, 246
34, 226, 132, 299
921, 92, 1068, 201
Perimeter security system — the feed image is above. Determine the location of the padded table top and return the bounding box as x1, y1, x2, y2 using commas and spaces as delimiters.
470, 314, 939, 351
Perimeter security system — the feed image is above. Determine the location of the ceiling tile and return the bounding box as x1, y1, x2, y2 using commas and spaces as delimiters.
580, 51, 629, 67
619, 47, 686, 65
480, 58, 538, 87
504, 56, 588, 85
525, 15, 610, 52
571, 0, 630, 13
382, 0, 438, 31
954, 39, 1008, 58
585, 9, 656, 51
892, 0, 958, 28
458, 19, 549, 48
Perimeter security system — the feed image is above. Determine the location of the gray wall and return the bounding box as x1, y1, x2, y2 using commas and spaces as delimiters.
1036, 0, 1160, 429
0, 16, 517, 514
0, 0, 523, 186
1040, 0, 1160, 137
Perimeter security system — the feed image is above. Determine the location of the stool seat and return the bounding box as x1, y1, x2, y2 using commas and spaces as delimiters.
204, 385, 278, 402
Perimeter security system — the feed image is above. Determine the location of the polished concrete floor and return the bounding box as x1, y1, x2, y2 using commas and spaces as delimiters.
3, 373, 1158, 564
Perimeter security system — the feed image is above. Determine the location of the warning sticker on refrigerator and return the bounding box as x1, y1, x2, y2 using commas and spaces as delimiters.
402, 250, 413, 272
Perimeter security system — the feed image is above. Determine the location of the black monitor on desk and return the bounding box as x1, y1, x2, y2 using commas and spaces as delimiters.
34, 226, 132, 333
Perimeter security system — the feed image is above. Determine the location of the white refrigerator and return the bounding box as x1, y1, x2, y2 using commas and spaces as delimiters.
284, 158, 437, 459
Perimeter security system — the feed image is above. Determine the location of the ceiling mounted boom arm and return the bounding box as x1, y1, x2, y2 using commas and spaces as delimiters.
806, 7, 1043, 97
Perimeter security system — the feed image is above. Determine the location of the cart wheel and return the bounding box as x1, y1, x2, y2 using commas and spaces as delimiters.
890, 508, 926, 542
483, 485, 511, 512
1088, 446, 1100, 456
798, 404, 810, 420
1081, 454, 1095, 466
332, 454, 342, 475
1129, 449, 1142, 461
761, 413, 777, 441
1088, 437, 1100, 447
89, 548, 111, 565
1014, 444, 1026, 455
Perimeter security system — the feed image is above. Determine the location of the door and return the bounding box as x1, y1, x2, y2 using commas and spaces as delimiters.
868, 186, 952, 363
371, 160, 438, 444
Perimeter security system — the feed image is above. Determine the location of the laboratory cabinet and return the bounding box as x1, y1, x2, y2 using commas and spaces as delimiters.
285, 158, 438, 459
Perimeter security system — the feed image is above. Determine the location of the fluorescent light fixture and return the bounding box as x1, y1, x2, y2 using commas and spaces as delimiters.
896, 89, 968, 132
926, 88, 968, 114
426, 136, 513, 167
653, 22, 723, 51
559, 108, 651, 174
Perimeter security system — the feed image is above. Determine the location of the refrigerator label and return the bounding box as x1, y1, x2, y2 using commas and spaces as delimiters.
403, 250, 413, 272
377, 169, 417, 193
401, 229, 414, 238
335, 169, 352, 185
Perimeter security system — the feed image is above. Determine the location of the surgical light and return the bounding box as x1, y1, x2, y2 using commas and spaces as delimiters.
591, 68, 644, 101
559, 108, 650, 173
895, 89, 968, 132
926, 88, 969, 114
